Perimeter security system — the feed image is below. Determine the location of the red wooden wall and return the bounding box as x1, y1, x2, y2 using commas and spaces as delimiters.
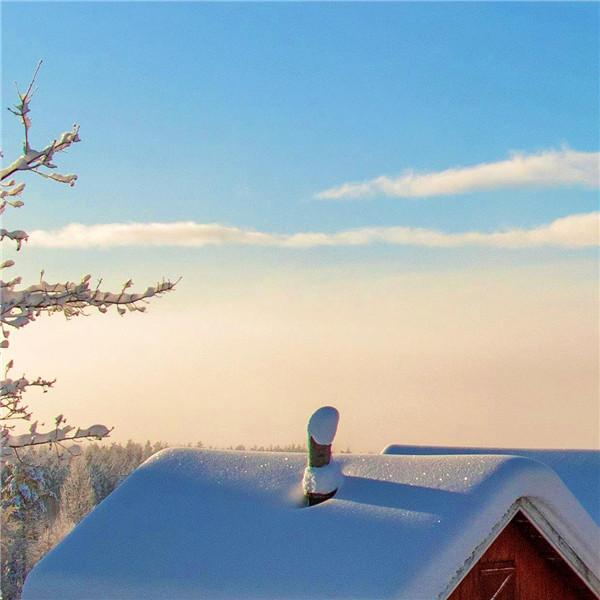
448, 511, 597, 600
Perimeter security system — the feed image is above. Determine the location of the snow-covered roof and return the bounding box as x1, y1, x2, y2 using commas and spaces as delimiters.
24, 449, 600, 600
383, 445, 600, 525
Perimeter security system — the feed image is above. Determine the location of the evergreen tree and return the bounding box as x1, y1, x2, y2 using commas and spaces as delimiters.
60, 457, 94, 525
1, 461, 50, 600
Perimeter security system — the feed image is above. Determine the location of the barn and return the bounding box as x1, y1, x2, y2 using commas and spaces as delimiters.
23, 412, 600, 599
384, 445, 600, 599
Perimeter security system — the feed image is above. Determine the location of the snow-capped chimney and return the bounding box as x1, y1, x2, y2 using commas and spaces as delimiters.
303, 406, 342, 506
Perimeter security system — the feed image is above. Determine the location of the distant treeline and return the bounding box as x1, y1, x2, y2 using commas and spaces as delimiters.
1, 440, 351, 600
189, 442, 351, 453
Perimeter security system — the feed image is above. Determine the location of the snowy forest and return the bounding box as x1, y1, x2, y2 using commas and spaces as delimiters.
1, 440, 317, 600
1, 440, 164, 600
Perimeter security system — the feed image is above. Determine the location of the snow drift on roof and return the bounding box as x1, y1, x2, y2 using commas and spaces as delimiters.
383, 445, 600, 525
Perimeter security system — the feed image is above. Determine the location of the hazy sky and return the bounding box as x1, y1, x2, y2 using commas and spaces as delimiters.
2, 2, 598, 451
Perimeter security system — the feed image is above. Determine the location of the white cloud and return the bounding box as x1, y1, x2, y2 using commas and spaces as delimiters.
28, 212, 599, 250
29, 222, 277, 249
316, 149, 600, 199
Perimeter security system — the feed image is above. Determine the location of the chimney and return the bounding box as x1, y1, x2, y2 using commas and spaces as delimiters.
303, 406, 342, 506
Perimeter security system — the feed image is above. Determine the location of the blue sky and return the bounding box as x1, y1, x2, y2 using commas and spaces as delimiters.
2, 3, 599, 449
3, 2, 598, 236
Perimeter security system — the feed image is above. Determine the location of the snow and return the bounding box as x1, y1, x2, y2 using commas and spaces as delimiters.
383, 445, 600, 525
2, 423, 110, 449
23, 448, 600, 599
307, 406, 339, 445
302, 461, 343, 495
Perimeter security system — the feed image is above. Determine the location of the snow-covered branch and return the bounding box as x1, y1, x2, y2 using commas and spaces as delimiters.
1, 273, 177, 334
0, 362, 55, 424
0, 361, 111, 461
0, 125, 80, 184
0, 180, 26, 217
2, 422, 111, 451
2, 61, 80, 185
0, 62, 177, 454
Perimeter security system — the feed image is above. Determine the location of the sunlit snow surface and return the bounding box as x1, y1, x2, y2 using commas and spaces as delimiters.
303, 461, 343, 495
307, 406, 339, 445
23, 450, 600, 599
383, 445, 600, 525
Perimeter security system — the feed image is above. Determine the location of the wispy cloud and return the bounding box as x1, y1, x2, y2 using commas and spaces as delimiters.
316, 149, 600, 199
29, 212, 599, 250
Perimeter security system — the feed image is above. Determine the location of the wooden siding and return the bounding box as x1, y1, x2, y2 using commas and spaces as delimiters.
449, 511, 597, 600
